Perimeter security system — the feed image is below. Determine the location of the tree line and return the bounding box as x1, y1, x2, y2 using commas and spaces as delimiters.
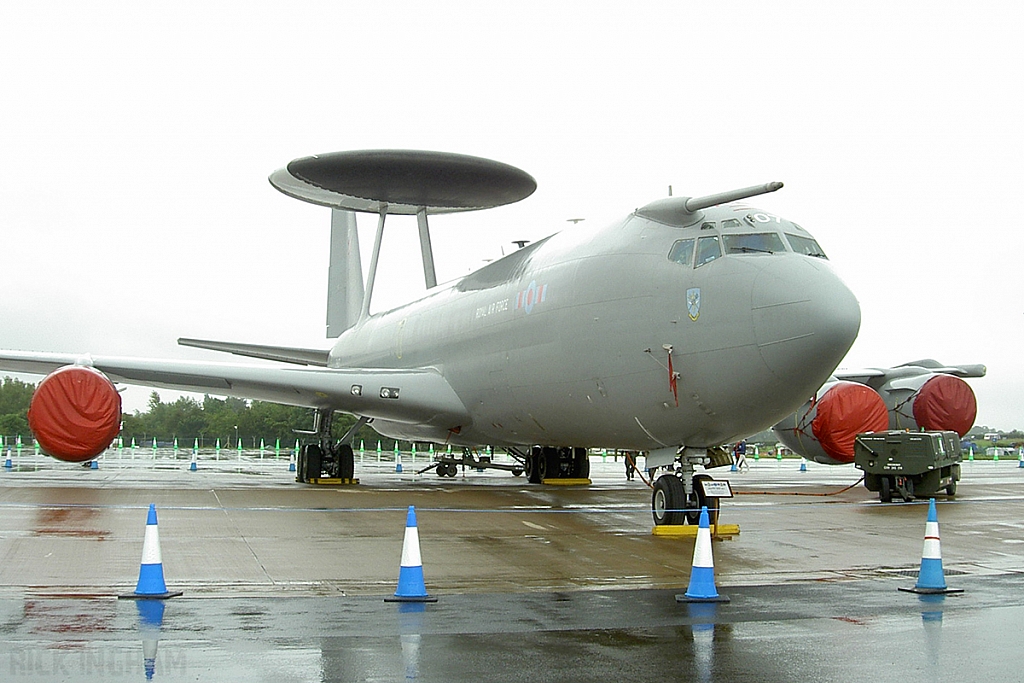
0, 377, 386, 449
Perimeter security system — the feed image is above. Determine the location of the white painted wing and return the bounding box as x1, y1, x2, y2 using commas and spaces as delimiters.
0, 350, 468, 427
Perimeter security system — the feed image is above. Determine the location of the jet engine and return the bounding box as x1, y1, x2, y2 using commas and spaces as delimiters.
772, 381, 889, 465
27, 365, 122, 462
875, 373, 977, 437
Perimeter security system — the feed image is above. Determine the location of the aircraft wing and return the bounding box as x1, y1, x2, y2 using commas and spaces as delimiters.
0, 350, 468, 427
834, 359, 987, 388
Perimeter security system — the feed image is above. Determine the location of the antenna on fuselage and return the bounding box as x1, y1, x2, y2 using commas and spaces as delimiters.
268, 150, 537, 332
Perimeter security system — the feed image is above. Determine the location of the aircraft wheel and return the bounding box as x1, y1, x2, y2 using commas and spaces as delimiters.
338, 444, 354, 481
572, 448, 590, 478
525, 450, 542, 484
539, 447, 560, 479
688, 474, 719, 525
511, 467, 524, 476
880, 477, 892, 503
652, 475, 686, 526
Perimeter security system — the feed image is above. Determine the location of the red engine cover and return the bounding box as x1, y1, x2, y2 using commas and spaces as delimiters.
913, 374, 977, 437
28, 366, 122, 462
812, 382, 890, 463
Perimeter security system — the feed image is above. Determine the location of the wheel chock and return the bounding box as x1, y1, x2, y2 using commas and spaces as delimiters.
541, 478, 592, 486
653, 524, 740, 539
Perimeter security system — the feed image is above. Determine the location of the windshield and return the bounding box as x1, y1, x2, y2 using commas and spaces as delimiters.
786, 233, 828, 259
723, 232, 786, 255
695, 235, 721, 267
668, 238, 695, 266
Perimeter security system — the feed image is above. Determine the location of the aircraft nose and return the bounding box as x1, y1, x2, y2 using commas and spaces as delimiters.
751, 257, 861, 382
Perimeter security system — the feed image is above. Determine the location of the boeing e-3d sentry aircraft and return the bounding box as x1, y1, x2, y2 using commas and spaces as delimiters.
0, 150, 870, 523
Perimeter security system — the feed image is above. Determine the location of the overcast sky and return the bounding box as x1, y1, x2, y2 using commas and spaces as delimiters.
1, 2, 1021, 429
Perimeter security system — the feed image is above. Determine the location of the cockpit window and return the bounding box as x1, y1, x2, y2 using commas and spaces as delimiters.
721, 218, 742, 229
723, 232, 786, 255
695, 235, 721, 267
668, 238, 695, 266
785, 233, 828, 259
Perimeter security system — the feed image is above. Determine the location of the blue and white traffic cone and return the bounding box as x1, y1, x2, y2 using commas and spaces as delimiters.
677, 506, 729, 603
395, 450, 403, 473
385, 506, 437, 603
189, 449, 197, 471
900, 499, 963, 595
90, 459, 99, 469
119, 504, 183, 600
4, 448, 11, 469
799, 458, 807, 472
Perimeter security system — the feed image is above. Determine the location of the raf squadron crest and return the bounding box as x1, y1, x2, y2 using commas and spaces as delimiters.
686, 287, 701, 321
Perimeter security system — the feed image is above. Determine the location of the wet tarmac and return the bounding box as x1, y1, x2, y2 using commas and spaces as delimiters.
1, 453, 1023, 681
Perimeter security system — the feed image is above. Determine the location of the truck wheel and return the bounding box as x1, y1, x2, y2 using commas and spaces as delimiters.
880, 477, 892, 503
946, 480, 957, 497
902, 479, 915, 502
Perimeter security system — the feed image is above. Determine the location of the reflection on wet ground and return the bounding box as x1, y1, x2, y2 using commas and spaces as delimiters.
3, 457, 1024, 681
3, 580, 1024, 682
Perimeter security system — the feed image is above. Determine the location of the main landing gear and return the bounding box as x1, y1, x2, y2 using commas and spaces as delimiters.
651, 447, 728, 526
295, 410, 361, 484
521, 447, 591, 484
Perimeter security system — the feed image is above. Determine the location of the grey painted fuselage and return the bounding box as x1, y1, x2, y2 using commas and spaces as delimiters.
335, 202, 861, 451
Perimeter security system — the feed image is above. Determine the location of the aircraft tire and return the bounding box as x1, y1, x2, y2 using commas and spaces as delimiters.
525, 450, 542, 484
652, 475, 686, 526
338, 444, 354, 481
688, 474, 719, 525
572, 448, 590, 478
539, 447, 561, 479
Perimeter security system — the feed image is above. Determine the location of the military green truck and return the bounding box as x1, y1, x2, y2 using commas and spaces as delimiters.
853, 431, 962, 503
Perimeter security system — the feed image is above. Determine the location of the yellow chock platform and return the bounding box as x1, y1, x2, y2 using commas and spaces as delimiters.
652, 524, 740, 539
541, 478, 592, 486
307, 477, 360, 486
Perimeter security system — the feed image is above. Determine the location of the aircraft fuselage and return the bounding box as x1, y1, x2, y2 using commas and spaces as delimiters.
331, 202, 861, 450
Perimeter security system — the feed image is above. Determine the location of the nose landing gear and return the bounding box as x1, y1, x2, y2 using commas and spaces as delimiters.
651, 447, 729, 527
